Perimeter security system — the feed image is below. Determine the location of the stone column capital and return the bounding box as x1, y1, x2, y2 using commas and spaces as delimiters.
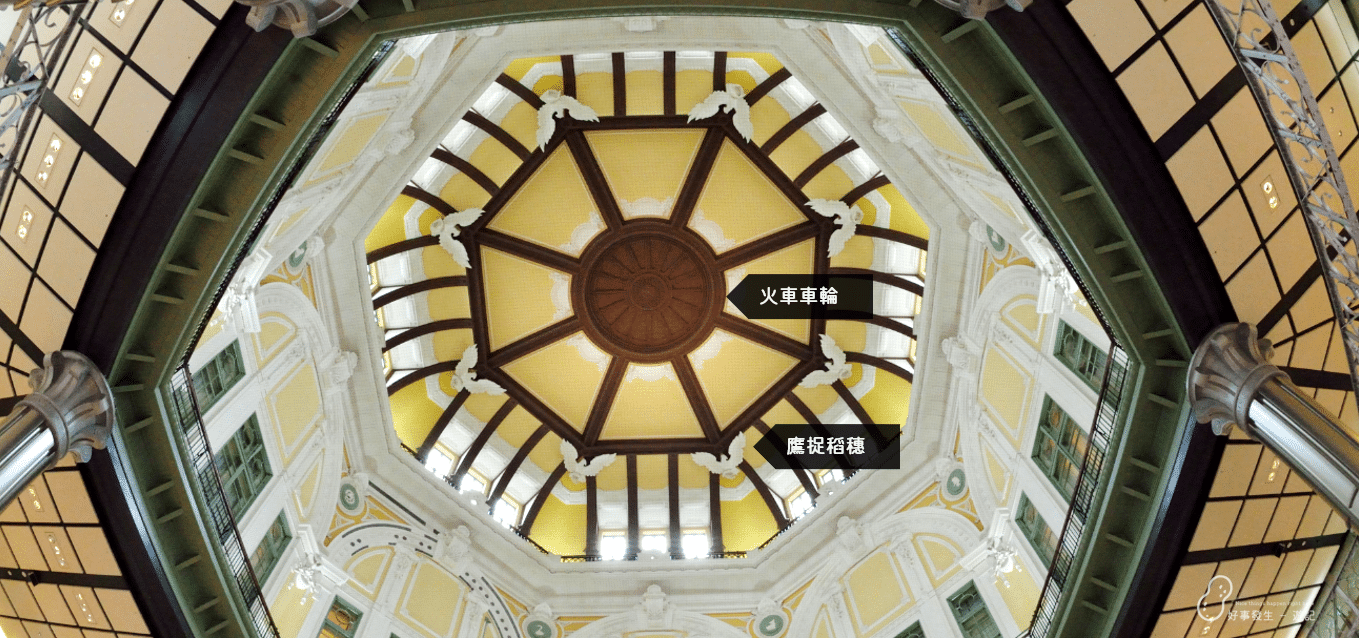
22, 350, 114, 463
1188, 323, 1286, 435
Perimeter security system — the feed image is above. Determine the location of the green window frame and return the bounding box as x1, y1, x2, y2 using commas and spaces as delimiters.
1053, 320, 1110, 389
250, 511, 291, 584
947, 582, 1002, 638
1015, 493, 1058, 567
215, 415, 273, 516
894, 621, 926, 638
193, 340, 246, 413
1031, 396, 1089, 502
319, 597, 362, 638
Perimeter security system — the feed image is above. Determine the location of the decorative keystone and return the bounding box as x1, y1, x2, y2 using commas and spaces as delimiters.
1187, 323, 1286, 435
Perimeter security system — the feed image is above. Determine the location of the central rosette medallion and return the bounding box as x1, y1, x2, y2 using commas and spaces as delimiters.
574, 223, 724, 363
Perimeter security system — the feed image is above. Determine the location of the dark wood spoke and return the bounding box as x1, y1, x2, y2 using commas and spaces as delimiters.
721, 124, 817, 218
857, 225, 928, 251
708, 473, 724, 553
402, 184, 459, 217
565, 133, 625, 230
432, 148, 500, 196
663, 51, 676, 115
712, 51, 727, 91
753, 419, 818, 501
673, 356, 721, 442
520, 463, 567, 534
832, 380, 891, 450
565, 114, 694, 132
487, 316, 581, 368
841, 174, 890, 205
784, 391, 820, 424
496, 73, 545, 109
450, 398, 517, 483
668, 454, 681, 555
477, 229, 582, 274
745, 68, 791, 106
832, 315, 915, 339
794, 139, 859, 188
588, 437, 721, 456
612, 52, 626, 116
715, 313, 809, 359
384, 319, 472, 353
585, 476, 600, 555
465, 134, 563, 235
367, 235, 437, 264
482, 368, 585, 447
670, 128, 726, 227
828, 267, 924, 295
627, 455, 640, 555
845, 351, 913, 384
724, 360, 819, 439
562, 54, 577, 98
761, 103, 826, 154
811, 230, 831, 342
373, 276, 468, 309
464, 246, 493, 369
464, 111, 531, 160
417, 389, 470, 461
489, 425, 549, 506
583, 357, 627, 445
387, 360, 461, 396
739, 459, 789, 529
713, 223, 818, 270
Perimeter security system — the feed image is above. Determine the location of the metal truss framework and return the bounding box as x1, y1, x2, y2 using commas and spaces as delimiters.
1204, 0, 1359, 394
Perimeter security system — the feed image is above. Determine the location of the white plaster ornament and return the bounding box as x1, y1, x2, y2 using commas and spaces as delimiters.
429, 208, 483, 269
453, 345, 505, 395
800, 334, 853, 388
688, 84, 754, 142
561, 440, 617, 483
537, 90, 600, 149
691, 432, 745, 479
807, 199, 862, 258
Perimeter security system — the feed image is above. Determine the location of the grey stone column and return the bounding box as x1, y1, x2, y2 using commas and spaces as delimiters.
0, 351, 114, 507
1188, 323, 1359, 523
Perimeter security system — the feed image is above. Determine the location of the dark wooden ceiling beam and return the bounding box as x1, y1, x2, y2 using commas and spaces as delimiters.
722, 360, 820, 445
384, 318, 472, 352
496, 73, 545, 109
784, 390, 821, 425
713, 223, 818, 270
841, 174, 890, 205
761, 103, 826, 155
489, 424, 550, 508
674, 356, 722, 442
708, 473, 724, 554
846, 351, 914, 384
627, 455, 640, 556
739, 460, 789, 529
477, 229, 582, 274
753, 419, 818, 501
668, 454, 681, 556
416, 389, 470, 461
565, 133, 625, 230
432, 147, 500, 196
612, 52, 627, 116
463, 240, 494, 378
402, 184, 459, 217
387, 360, 461, 396
372, 276, 468, 309
712, 52, 727, 91
793, 139, 859, 188
586, 476, 600, 555
857, 225, 928, 251
562, 54, 577, 98
464, 134, 562, 235
828, 267, 924, 295
832, 380, 891, 450
670, 128, 727, 228
588, 437, 720, 456
486, 316, 581, 368
810, 227, 831, 346
663, 52, 676, 115
745, 68, 791, 106
366, 235, 437, 264
583, 357, 627, 445
714, 313, 809, 359
482, 368, 585, 447
722, 121, 818, 220
520, 463, 567, 535
834, 315, 915, 339
463, 111, 531, 161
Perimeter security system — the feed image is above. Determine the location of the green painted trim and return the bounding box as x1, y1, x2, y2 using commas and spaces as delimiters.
102, 3, 1201, 638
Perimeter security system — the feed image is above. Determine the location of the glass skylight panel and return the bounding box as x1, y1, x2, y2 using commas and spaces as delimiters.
459, 474, 486, 494
424, 449, 454, 478
600, 534, 626, 560
788, 492, 813, 519
681, 532, 709, 559
493, 500, 518, 528
640, 533, 666, 554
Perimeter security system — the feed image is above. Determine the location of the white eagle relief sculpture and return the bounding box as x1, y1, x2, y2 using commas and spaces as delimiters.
687, 83, 754, 142
561, 440, 617, 483
429, 208, 483, 269
452, 345, 504, 395
808, 199, 862, 258
536, 90, 600, 149
691, 432, 745, 479
800, 334, 853, 388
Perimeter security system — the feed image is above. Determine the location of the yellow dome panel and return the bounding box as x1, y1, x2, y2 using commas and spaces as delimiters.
720, 486, 777, 552
725, 237, 814, 343
626, 69, 664, 115
490, 146, 603, 256
689, 329, 799, 427
599, 364, 705, 440
692, 141, 805, 252
480, 247, 570, 350
586, 129, 705, 216
501, 335, 609, 432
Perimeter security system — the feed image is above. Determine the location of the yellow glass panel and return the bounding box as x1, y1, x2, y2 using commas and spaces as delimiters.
689, 329, 799, 427
480, 247, 569, 351
692, 141, 805, 251
490, 146, 602, 256
600, 364, 704, 439
501, 335, 607, 431
587, 129, 705, 214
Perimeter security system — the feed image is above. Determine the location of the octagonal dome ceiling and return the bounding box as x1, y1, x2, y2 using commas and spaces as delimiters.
365, 50, 930, 557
